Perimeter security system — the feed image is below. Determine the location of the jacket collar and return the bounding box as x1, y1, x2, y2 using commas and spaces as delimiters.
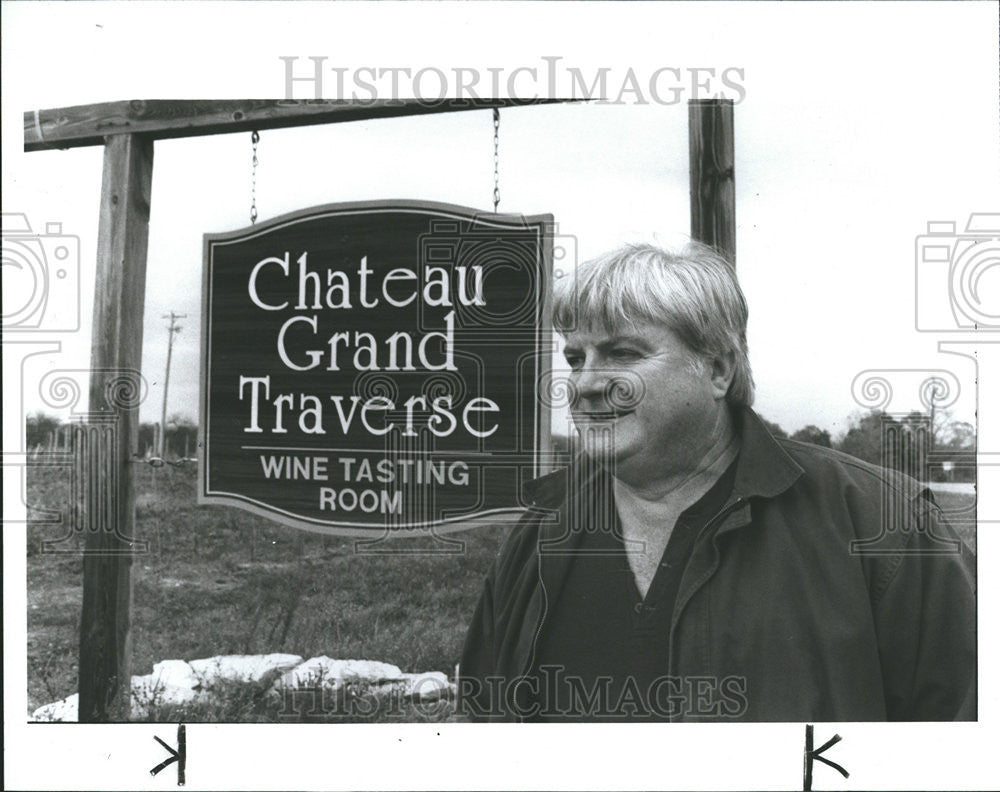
524, 406, 804, 511
730, 406, 804, 499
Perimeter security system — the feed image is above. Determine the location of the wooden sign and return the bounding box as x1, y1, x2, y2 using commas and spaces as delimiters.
200, 201, 553, 534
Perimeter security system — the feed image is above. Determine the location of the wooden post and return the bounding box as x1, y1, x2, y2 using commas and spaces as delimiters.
689, 99, 736, 265
78, 133, 153, 722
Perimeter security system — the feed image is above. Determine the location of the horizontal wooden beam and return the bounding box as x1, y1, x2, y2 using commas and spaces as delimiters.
24, 98, 570, 152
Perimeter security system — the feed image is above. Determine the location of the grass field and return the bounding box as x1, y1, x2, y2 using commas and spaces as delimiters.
25, 460, 977, 721
26, 461, 508, 720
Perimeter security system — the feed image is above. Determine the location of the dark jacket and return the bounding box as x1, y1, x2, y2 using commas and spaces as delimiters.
458, 408, 976, 721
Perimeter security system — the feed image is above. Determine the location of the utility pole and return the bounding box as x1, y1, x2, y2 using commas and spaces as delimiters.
159, 311, 185, 457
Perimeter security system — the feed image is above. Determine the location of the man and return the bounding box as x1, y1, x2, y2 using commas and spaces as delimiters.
459, 242, 976, 722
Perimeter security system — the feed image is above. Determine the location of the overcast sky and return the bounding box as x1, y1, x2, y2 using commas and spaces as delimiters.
3, 2, 997, 442
4, 4, 999, 789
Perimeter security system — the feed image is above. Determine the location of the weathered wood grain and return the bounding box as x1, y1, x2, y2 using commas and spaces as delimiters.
689, 99, 736, 266
24, 98, 567, 152
78, 134, 153, 722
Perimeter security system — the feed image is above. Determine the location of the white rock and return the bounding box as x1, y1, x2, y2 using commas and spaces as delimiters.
131, 659, 203, 716
401, 671, 453, 700
32, 693, 78, 722
375, 671, 454, 702
31, 655, 452, 721
152, 659, 202, 689
274, 656, 404, 691
189, 654, 302, 685
33, 659, 202, 722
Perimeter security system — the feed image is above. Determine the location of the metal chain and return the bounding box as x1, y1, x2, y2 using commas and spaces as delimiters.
492, 108, 500, 213
250, 130, 260, 225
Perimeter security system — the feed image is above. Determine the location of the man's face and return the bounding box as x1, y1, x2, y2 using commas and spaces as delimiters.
562, 322, 722, 482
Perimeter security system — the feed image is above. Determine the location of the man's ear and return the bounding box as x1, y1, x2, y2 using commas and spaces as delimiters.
709, 350, 737, 400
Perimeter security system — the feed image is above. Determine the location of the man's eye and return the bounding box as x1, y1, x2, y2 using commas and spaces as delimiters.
611, 348, 640, 360
564, 355, 583, 370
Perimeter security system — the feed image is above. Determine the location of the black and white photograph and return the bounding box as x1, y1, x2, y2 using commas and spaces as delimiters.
2, 1, 997, 789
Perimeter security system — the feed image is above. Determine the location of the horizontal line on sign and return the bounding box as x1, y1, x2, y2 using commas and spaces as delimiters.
240, 446, 500, 455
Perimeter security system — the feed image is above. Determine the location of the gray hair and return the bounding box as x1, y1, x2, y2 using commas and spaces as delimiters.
552, 241, 755, 407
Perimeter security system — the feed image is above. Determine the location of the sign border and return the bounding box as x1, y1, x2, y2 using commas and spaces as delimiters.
198, 199, 554, 536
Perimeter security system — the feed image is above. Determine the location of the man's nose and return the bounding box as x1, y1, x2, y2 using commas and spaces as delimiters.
572, 366, 644, 412
571, 363, 608, 404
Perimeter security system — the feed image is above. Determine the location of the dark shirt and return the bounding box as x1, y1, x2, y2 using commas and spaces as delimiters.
530, 458, 738, 721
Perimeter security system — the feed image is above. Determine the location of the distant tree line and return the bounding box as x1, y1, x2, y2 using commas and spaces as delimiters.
24, 412, 64, 450
27, 408, 975, 481
552, 409, 975, 483
830, 409, 975, 483
139, 415, 199, 459
25, 412, 199, 459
